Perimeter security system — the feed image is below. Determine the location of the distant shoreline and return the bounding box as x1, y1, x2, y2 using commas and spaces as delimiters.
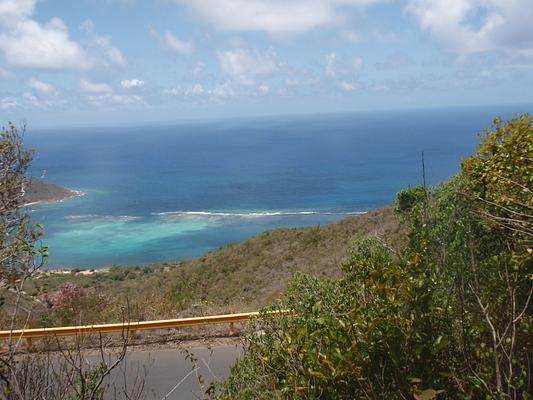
22, 179, 84, 207
23, 190, 85, 207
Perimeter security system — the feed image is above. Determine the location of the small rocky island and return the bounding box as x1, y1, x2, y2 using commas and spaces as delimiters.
23, 179, 81, 206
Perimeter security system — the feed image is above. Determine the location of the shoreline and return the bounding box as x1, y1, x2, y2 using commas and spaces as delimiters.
36, 207, 379, 272
23, 189, 85, 208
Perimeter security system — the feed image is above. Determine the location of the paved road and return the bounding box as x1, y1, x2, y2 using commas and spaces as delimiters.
105, 344, 243, 400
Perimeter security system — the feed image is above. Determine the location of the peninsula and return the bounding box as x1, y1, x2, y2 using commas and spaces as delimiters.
22, 179, 82, 206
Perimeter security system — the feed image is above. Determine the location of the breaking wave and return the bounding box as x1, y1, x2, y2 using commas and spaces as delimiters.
64, 215, 140, 222
153, 210, 366, 218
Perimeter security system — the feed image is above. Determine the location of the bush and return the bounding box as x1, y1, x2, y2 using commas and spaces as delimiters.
41, 282, 110, 325
213, 115, 533, 399
462, 113, 533, 243
396, 186, 426, 214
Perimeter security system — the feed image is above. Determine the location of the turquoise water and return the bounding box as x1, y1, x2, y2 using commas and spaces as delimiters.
26, 106, 528, 267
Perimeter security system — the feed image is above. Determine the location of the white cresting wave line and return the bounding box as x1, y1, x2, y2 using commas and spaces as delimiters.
64, 215, 140, 221
153, 210, 366, 217
64, 211, 367, 222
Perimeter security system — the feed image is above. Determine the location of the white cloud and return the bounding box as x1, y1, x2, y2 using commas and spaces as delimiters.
217, 48, 282, 80
177, 0, 381, 35
341, 30, 361, 43
325, 53, 363, 77
479, 68, 492, 77
163, 80, 272, 100
191, 83, 204, 95
162, 87, 180, 96
257, 84, 269, 94
0, 0, 89, 70
191, 62, 204, 77
285, 79, 299, 87
352, 56, 363, 70
81, 19, 127, 68
164, 32, 193, 55
324, 53, 364, 90
0, 96, 17, 109
80, 78, 113, 93
339, 81, 357, 91
406, 0, 533, 56
163, 84, 204, 97
210, 80, 270, 101
0, 0, 34, 18
121, 79, 145, 88
22, 91, 65, 109
27, 78, 55, 94
86, 93, 145, 107
211, 81, 237, 98
325, 52, 337, 77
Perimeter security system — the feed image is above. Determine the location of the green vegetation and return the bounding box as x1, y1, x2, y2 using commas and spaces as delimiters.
462, 115, 533, 244
0, 123, 47, 313
212, 115, 533, 399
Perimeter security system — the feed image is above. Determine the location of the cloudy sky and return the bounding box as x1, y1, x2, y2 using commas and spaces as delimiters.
0, 0, 532, 127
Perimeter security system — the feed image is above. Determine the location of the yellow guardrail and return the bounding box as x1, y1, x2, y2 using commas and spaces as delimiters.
0, 312, 265, 343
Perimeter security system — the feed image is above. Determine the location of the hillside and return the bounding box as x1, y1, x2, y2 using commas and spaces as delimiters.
35, 205, 404, 321
175, 205, 403, 308
23, 179, 79, 205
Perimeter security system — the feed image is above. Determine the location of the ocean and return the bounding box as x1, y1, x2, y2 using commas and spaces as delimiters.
26, 105, 527, 267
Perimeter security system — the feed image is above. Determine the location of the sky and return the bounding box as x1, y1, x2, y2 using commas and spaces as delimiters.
0, 0, 532, 128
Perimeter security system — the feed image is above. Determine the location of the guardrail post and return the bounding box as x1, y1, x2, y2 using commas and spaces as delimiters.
26, 337, 32, 349
229, 322, 235, 336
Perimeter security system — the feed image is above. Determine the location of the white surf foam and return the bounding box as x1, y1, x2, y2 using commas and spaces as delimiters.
153, 210, 366, 218
64, 214, 140, 222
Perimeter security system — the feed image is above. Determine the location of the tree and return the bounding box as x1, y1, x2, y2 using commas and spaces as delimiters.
0, 123, 46, 290
0, 124, 145, 400
462, 114, 533, 246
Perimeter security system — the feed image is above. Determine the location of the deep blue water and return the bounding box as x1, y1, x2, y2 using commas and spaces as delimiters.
25, 106, 527, 267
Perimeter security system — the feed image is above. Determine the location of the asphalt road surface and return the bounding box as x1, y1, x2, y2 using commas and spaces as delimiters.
105, 344, 243, 400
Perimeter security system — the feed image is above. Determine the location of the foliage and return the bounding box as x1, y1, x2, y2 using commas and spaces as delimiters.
213, 115, 533, 399
68, 363, 107, 400
462, 114, 533, 245
396, 186, 426, 214
0, 123, 47, 288
41, 282, 110, 325
214, 237, 456, 399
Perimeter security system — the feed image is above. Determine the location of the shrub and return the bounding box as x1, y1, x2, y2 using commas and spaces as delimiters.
41, 282, 110, 325
462, 113, 533, 244
213, 115, 533, 399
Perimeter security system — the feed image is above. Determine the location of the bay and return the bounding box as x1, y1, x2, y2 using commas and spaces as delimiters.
26, 105, 526, 267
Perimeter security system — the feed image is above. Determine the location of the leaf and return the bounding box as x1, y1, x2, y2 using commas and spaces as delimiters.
413, 389, 443, 400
